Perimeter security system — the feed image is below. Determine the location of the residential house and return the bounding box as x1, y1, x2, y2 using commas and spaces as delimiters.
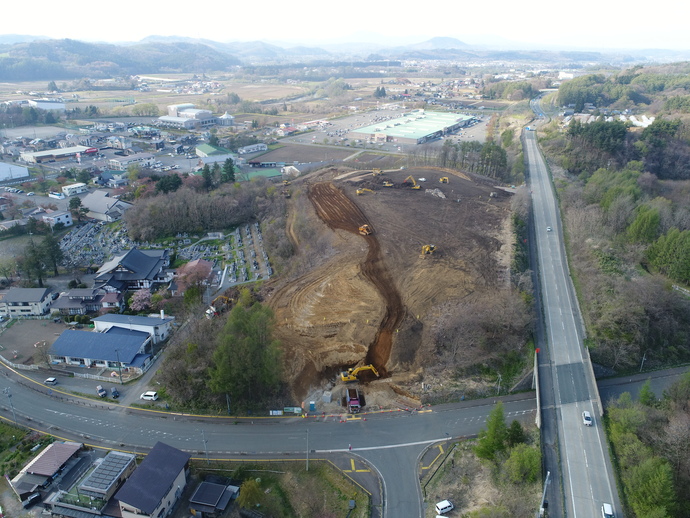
50, 288, 123, 315
93, 313, 174, 345
48, 328, 151, 373
81, 190, 133, 222
0, 288, 52, 317
94, 248, 171, 292
10, 442, 82, 501
42, 210, 73, 228
115, 442, 191, 518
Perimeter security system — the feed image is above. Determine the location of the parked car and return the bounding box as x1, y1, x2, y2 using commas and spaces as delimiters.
140, 391, 159, 401
435, 500, 454, 515
44, 377, 58, 386
111, 387, 120, 399
96, 385, 107, 398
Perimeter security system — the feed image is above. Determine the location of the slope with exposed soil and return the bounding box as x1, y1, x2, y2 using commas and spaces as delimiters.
268, 167, 514, 404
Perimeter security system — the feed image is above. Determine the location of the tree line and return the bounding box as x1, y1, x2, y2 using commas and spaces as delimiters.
123, 176, 282, 241
606, 374, 690, 517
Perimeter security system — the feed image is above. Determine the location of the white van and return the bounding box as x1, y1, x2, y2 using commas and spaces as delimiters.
435, 500, 454, 514
140, 391, 159, 401
601, 503, 614, 518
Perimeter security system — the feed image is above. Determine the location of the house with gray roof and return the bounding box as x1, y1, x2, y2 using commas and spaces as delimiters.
93, 313, 174, 344
81, 189, 133, 222
51, 288, 124, 316
95, 248, 171, 292
0, 287, 52, 317
48, 328, 151, 373
115, 442, 190, 518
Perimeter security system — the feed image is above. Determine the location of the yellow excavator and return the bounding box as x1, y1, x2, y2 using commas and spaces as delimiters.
358, 224, 372, 235
356, 188, 375, 195
371, 168, 382, 176
440, 177, 449, 183
421, 244, 437, 256
382, 180, 394, 187
340, 364, 380, 382
403, 175, 421, 190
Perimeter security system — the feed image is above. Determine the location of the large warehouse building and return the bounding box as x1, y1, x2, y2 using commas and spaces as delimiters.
350, 109, 475, 145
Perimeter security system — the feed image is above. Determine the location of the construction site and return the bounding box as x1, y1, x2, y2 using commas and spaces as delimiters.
266, 165, 518, 412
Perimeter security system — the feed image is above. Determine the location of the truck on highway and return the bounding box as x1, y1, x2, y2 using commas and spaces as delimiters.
346, 387, 361, 413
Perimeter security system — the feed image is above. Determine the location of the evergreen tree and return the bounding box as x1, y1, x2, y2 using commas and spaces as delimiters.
474, 402, 508, 462
221, 158, 236, 183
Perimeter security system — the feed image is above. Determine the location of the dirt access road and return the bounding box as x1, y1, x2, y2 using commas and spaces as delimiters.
308, 183, 403, 377
269, 166, 515, 408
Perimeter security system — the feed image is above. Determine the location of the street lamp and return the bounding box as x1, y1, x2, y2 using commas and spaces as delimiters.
3, 387, 18, 426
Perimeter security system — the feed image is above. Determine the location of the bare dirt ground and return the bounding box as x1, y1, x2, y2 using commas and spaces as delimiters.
267, 166, 514, 409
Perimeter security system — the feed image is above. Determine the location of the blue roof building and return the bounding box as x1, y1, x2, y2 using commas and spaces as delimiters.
48, 328, 151, 373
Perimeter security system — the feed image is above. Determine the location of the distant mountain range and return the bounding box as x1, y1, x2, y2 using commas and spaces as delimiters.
0, 34, 689, 81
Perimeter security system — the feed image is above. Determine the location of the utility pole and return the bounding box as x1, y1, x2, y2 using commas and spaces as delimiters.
4, 387, 17, 426
115, 349, 123, 384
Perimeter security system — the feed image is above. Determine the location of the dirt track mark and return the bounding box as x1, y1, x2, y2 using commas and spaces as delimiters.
308, 182, 406, 375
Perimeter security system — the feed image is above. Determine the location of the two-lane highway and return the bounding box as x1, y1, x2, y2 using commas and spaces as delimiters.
525, 130, 619, 517
0, 370, 536, 518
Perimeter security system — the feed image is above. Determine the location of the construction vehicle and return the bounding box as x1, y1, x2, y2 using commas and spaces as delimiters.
382, 180, 394, 187
356, 188, 375, 195
440, 177, 449, 183
346, 387, 362, 413
205, 295, 232, 319
358, 224, 372, 236
403, 175, 421, 190
282, 180, 291, 186
281, 189, 291, 198
340, 364, 380, 382
371, 168, 382, 176
421, 244, 437, 256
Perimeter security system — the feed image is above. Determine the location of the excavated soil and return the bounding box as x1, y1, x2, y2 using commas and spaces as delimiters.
267, 167, 514, 407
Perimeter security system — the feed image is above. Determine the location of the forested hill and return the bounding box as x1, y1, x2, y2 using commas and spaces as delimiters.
0, 39, 242, 80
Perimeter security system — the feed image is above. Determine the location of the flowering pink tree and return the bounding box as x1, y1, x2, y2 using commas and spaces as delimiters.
129, 288, 151, 312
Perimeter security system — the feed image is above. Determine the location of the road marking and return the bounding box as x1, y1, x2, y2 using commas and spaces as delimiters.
421, 444, 445, 471
319, 437, 446, 453
343, 458, 370, 473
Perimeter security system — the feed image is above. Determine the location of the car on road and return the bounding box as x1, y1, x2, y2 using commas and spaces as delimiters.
27, 192, 34, 196
582, 410, 593, 426
601, 502, 614, 517
546, 226, 552, 232
96, 385, 107, 398
111, 387, 120, 399
140, 391, 159, 401
44, 377, 58, 385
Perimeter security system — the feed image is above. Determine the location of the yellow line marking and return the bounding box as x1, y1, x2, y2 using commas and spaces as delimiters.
421, 444, 445, 470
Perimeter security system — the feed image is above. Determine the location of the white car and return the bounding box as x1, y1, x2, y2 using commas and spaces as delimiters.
44, 377, 58, 385
435, 500, 454, 514
140, 391, 159, 401
546, 226, 552, 232
582, 410, 593, 426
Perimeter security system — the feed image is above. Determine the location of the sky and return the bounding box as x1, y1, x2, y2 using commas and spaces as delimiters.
4, 0, 690, 50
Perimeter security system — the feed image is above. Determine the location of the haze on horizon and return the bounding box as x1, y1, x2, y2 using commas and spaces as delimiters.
5, 0, 690, 51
